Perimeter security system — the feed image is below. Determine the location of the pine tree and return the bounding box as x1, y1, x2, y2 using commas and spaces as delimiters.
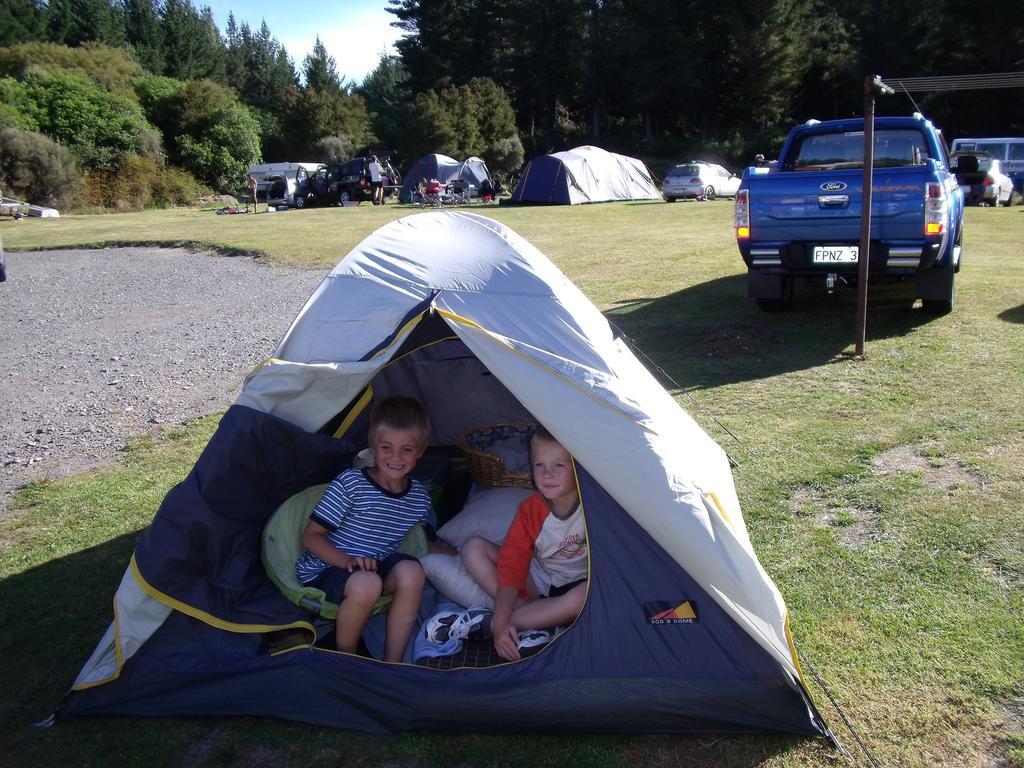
161, 0, 225, 82
0, 0, 48, 46
303, 37, 342, 92
123, 0, 164, 75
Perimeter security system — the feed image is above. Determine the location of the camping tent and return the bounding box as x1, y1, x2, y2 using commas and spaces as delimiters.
62, 211, 832, 739
511, 145, 661, 205
399, 154, 491, 202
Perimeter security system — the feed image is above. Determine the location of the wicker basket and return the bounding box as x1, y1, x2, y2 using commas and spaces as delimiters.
457, 422, 537, 489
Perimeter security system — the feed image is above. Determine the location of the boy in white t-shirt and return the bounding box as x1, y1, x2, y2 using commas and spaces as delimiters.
428, 426, 587, 660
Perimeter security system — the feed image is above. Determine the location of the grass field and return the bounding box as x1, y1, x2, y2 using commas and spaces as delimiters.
1, 200, 1022, 768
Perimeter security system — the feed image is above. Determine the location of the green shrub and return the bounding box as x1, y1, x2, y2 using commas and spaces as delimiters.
79, 156, 201, 211
154, 79, 262, 192
22, 68, 160, 171
149, 164, 202, 207
0, 42, 142, 96
0, 126, 79, 208
0, 77, 39, 131
313, 134, 355, 163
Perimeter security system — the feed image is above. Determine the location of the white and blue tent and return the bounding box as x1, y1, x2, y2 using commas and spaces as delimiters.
62, 212, 831, 739
511, 146, 661, 204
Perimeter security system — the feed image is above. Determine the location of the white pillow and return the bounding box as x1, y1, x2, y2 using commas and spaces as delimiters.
420, 553, 551, 609
436, 486, 534, 549
420, 553, 493, 609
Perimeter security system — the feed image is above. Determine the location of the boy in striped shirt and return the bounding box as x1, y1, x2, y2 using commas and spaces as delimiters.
296, 396, 431, 661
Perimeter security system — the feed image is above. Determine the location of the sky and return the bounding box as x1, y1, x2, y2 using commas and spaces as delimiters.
199, 0, 404, 85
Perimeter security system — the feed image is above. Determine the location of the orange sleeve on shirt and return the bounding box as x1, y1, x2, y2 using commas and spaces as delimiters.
497, 494, 548, 596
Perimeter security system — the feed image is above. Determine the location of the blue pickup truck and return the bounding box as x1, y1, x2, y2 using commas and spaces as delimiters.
735, 114, 964, 314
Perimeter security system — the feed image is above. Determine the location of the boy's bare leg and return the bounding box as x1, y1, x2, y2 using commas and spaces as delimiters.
460, 536, 501, 597
462, 536, 540, 604
382, 560, 425, 662
336, 571, 382, 653
510, 582, 586, 631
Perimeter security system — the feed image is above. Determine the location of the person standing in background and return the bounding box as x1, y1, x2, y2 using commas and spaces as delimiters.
368, 156, 384, 206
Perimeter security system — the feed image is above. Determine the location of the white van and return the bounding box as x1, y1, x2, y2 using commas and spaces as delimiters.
950, 138, 1024, 193
247, 163, 323, 207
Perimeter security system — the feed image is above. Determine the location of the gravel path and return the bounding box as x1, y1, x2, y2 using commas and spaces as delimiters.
0, 247, 326, 515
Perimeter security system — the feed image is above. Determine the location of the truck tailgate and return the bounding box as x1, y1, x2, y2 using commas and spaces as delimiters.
750, 167, 926, 242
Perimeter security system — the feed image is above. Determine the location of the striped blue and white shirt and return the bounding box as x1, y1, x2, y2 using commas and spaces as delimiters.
295, 468, 431, 584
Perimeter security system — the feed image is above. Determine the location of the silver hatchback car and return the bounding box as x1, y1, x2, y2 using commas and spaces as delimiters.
663, 162, 741, 201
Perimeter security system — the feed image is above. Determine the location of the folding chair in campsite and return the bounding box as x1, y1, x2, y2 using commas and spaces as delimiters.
448, 178, 472, 206
420, 179, 445, 207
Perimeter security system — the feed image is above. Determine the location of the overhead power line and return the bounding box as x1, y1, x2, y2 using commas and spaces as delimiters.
881, 71, 1024, 92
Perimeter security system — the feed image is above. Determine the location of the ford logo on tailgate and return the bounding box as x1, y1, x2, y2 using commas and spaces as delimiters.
820, 181, 848, 192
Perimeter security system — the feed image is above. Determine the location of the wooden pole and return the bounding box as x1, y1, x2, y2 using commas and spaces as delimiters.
855, 76, 875, 357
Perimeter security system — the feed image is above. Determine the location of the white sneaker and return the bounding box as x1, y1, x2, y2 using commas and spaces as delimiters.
424, 606, 493, 644
516, 628, 552, 650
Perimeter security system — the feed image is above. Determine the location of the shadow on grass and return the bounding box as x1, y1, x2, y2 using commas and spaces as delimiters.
607, 273, 933, 390
998, 303, 1024, 324
0, 532, 138, 739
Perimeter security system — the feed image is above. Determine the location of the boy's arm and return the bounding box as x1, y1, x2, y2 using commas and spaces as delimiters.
300, 520, 376, 572
496, 498, 545, 592
491, 585, 522, 661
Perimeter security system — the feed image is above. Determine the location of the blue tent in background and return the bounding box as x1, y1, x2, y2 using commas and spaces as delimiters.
400, 154, 491, 202
511, 145, 661, 205
61, 212, 835, 742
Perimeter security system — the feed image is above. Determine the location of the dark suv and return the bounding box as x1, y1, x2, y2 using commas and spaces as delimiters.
290, 157, 400, 207
306, 157, 400, 204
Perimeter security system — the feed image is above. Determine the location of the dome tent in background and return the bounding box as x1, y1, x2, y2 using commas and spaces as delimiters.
399, 154, 492, 202
511, 145, 661, 204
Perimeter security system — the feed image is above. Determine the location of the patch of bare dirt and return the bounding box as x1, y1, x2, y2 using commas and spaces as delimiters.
789, 486, 882, 549
698, 323, 779, 357
871, 445, 984, 491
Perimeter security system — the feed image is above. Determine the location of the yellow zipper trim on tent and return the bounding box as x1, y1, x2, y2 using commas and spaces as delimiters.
373, 312, 426, 360
247, 356, 284, 377
702, 489, 734, 529
332, 335, 458, 440
784, 610, 812, 695
129, 554, 317, 640
435, 308, 654, 432
329, 311, 433, 439
383, 335, 458, 368
70, 592, 128, 690
333, 385, 374, 438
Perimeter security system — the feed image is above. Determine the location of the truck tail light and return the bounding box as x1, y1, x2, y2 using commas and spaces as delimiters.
924, 183, 945, 236
735, 189, 750, 238
983, 178, 992, 186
